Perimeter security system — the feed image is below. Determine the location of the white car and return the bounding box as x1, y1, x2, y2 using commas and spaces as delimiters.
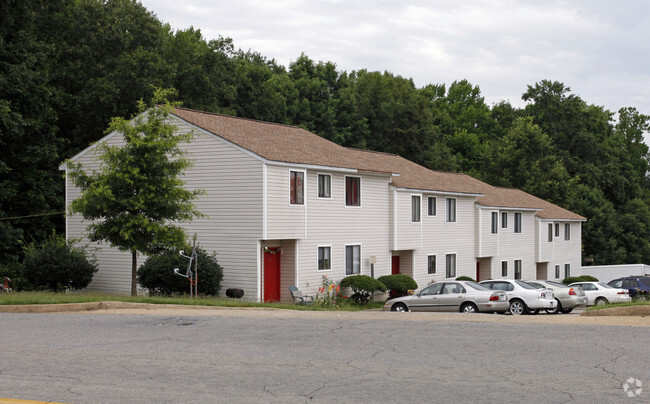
526, 280, 588, 314
568, 282, 631, 306
479, 280, 556, 315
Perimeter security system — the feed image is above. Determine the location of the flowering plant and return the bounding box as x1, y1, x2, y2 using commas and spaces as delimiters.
314, 275, 348, 308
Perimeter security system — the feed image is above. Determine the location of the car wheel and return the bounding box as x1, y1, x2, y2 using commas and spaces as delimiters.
509, 299, 527, 315
560, 307, 573, 314
546, 299, 562, 314
460, 303, 478, 313
595, 297, 609, 306
391, 303, 408, 312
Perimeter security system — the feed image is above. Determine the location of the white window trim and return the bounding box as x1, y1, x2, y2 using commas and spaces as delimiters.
411, 194, 422, 223
514, 212, 522, 233
317, 245, 332, 272
564, 263, 571, 278
446, 198, 457, 223
554, 264, 560, 279
427, 254, 437, 276
345, 243, 362, 275
565, 223, 571, 241
491, 211, 498, 234
427, 196, 437, 216
445, 252, 457, 279
344, 175, 362, 208
514, 259, 522, 280
288, 169, 306, 207
317, 173, 332, 200
501, 211, 507, 228
501, 260, 508, 278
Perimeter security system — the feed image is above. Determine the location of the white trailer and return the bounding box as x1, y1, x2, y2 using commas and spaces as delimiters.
580, 264, 650, 283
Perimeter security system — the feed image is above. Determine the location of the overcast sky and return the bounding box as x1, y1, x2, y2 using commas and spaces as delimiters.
140, 0, 650, 118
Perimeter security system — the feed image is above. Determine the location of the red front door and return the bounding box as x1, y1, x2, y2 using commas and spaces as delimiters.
392, 256, 400, 275
263, 247, 281, 302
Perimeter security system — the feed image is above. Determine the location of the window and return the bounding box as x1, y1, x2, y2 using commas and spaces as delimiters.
501, 261, 508, 277
501, 212, 507, 228
446, 198, 456, 222
445, 254, 456, 278
411, 195, 421, 222
290, 171, 304, 205
514, 212, 522, 233
555, 265, 560, 279
317, 174, 331, 198
555, 223, 560, 237
548, 223, 553, 242
565, 223, 570, 240
428, 197, 436, 216
514, 260, 522, 280
345, 245, 360, 275
345, 177, 360, 206
428, 255, 436, 274
564, 263, 570, 278
491, 212, 498, 234
317, 246, 331, 271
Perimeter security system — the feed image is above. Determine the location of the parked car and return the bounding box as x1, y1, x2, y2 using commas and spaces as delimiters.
479, 280, 556, 315
383, 281, 509, 313
568, 282, 631, 306
526, 280, 587, 314
607, 277, 650, 301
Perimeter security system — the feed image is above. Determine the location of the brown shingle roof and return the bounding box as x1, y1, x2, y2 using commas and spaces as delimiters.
171, 107, 585, 221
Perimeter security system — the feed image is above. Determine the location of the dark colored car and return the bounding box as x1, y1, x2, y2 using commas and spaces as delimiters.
607, 277, 650, 300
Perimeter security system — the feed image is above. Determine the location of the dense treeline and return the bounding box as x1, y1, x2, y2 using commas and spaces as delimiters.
2, 0, 650, 270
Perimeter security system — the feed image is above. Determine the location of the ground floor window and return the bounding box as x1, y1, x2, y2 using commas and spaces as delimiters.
514, 260, 522, 280
501, 261, 508, 277
318, 246, 331, 270
346, 245, 360, 275
445, 254, 456, 278
428, 255, 436, 274
564, 263, 570, 278
555, 265, 560, 279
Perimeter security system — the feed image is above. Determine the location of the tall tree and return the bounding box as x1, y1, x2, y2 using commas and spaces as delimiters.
67, 89, 204, 295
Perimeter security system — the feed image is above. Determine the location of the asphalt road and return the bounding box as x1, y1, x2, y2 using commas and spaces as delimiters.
0, 312, 647, 403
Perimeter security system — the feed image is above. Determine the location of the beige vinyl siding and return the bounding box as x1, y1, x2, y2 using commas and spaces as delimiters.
476, 207, 498, 258
414, 195, 477, 288
494, 211, 537, 280
395, 191, 422, 249
265, 164, 306, 239
546, 221, 582, 280
66, 117, 264, 297
293, 172, 392, 296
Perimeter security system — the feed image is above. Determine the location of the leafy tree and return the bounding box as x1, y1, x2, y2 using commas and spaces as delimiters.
137, 245, 223, 296
67, 89, 204, 295
22, 233, 98, 292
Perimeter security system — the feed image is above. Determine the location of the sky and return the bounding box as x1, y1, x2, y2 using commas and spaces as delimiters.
139, 0, 650, 118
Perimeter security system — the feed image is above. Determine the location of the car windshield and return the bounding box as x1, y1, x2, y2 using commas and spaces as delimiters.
465, 282, 490, 291
599, 282, 615, 289
546, 281, 567, 288
515, 281, 538, 290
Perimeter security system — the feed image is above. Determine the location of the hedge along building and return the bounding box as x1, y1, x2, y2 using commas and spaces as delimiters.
61, 107, 586, 302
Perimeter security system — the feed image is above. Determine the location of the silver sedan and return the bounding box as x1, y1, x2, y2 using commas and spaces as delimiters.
383, 281, 509, 313
526, 280, 587, 314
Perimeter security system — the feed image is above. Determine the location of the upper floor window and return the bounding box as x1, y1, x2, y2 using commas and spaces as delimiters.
345, 245, 360, 275
290, 171, 304, 205
555, 223, 560, 237
428, 197, 436, 216
548, 223, 553, 242
428, 255, 436, 274
412, 195, 421, 222
318, 174, 331, 198
491, 212, 498, 234
514, 259, 522, 279
318, 246, 331, 271
446, 198, 456, 222
345, 177, 360, 206
445, 253, 456, 278
565, 223, 571, 240
501, 212, 507, 228
514, 212, 522, 233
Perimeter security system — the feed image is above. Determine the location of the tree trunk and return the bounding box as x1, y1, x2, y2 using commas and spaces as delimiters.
131, 250, 137, 296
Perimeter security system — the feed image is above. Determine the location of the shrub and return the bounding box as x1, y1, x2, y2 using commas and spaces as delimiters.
137, 246, 223, 296
21, 234, 98, 292
579, 275, 599, 282
339, 275, 386, 304
378, 274, 417, 299
0, 262, 24, 291
562, 275, 599, 285
455, 276, 476, 282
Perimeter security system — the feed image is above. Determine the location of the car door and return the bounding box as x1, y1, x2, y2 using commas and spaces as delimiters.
437, 282, 466, 312
409, 283, 443, 311
578, 283, 598, 305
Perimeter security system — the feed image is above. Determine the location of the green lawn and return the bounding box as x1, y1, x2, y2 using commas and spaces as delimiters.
0, 291, 385, 311
584, 300, 650, 311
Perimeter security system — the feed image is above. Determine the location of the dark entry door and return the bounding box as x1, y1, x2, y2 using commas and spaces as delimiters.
392, 256, 400, 275
263, 247, 281, 302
